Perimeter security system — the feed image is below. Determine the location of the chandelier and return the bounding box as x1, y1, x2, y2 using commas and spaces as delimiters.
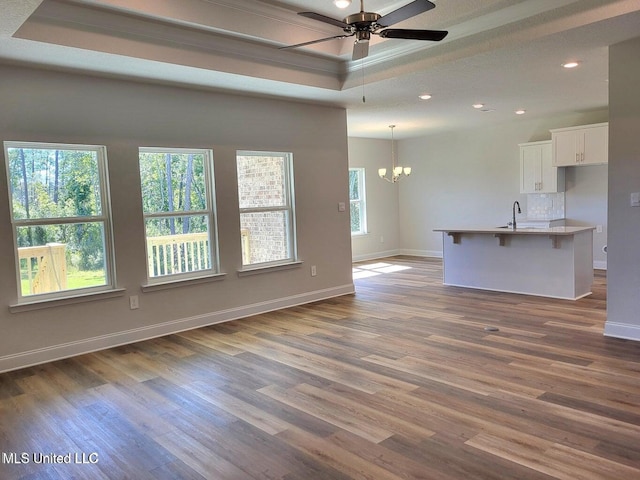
378, 125, 411, 183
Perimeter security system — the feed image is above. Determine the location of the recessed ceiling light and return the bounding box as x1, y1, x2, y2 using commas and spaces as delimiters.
562, 61, 580, 69
472, 103, 484, 109
333, 0, 351, 8
515, 109, 526, 115
419, 93, 432, 100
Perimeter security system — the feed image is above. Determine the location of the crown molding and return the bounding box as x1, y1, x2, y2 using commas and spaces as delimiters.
16, 0, 349, 89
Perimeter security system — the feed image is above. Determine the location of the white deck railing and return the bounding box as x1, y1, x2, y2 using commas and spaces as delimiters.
16, 231, 251, 291
18, 243, 67, 294
147, 230, 250, 277
146, 232, 210, 277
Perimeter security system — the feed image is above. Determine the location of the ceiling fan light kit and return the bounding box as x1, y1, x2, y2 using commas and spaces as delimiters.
333, 0, 352, 8
281, 0, 448, 61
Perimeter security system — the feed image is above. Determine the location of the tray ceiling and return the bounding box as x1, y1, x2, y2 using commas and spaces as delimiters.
2, 0, 640, 137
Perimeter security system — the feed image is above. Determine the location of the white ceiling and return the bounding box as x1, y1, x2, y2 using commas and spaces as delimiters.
2, 0, 640, 138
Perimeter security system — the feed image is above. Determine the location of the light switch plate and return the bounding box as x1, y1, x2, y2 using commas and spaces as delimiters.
338, 202, 346, 212
631, 192, 640, 207
129, 295, 139, 310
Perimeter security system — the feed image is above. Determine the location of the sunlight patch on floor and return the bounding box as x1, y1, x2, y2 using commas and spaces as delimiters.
352, 262, 412, 279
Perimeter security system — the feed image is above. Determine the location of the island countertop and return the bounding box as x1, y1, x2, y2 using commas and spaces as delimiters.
434, 226, 595, 236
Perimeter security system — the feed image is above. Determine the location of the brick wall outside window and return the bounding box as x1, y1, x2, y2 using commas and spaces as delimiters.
237, 153, 293, 265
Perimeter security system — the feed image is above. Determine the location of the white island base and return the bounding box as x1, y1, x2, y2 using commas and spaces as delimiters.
434, 227, 595, 300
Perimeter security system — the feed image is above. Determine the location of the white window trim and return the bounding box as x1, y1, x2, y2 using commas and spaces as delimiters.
237, 150, 298, 269
237, 260, 303, 277
9, 288, 126, 313
350, 167, 367, 236
4, 141, 117, 305
139, 147, 220, 285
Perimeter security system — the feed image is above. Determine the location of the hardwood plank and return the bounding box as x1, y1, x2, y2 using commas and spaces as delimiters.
467, 431, 640, 480
183, 381, 292, 435
153, 428, 249, 479
259, 384, 395, 443
1, 257, 639, 480
214, 331, 418, 394
276, 426, 406, 480
363, 354, 547, 397
216, 381, 341, 439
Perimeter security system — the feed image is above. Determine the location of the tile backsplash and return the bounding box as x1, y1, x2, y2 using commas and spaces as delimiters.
526, 193, 565, 219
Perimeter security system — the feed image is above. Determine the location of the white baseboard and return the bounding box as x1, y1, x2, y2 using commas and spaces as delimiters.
604, 321, 640, 341
352, 249, 443, 262
594, 260, 607, 270
352, 249, 401, 262
0, 284, 355, 373
399, 249, 442, 258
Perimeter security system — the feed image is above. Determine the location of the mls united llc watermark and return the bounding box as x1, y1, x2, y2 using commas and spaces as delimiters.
2, 451, 99, 465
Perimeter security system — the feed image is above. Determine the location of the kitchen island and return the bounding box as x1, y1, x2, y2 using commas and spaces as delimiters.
433, 226, 595, 300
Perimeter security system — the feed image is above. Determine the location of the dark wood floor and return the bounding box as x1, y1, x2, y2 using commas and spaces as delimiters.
2, 257, 640, 480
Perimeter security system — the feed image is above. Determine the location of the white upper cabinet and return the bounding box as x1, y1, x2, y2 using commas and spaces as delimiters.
519, 141, 564, 193
551, 123, 608, 166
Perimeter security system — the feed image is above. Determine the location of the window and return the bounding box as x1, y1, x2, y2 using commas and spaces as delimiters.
349, 168, 367, 235
4, 141, 115, 300
236, 151, 297, 267
139, 148, 218, 281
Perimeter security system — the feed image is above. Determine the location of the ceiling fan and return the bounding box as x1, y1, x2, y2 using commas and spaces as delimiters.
280, 0, 448, 60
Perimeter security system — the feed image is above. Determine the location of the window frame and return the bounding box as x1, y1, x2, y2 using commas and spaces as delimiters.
236, 150, 298, 269
4, 141, 117, 303
138, 147, 220, 285
349, 167, 367, 236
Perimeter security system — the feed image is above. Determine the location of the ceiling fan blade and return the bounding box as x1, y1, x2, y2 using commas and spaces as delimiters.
352, 40, 370, 60
298, 11, 351, 29
378, 28, 448, 41
377, 0, 435, 27
279, 34, 352, 50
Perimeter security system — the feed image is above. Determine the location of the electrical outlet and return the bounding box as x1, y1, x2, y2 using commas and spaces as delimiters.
311, 265, 317, 277
596, 225, 603, 233
129, 295, 139, 310
380, 236, 384, 243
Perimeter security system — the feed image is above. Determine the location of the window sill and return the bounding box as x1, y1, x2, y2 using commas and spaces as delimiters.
141, 272, 227, 292
9, 288, 126, 313
237, 260, 303, 277
351, 232, 370, 237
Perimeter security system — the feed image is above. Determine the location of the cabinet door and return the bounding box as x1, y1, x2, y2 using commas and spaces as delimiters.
552, 130, 578, 166
582, 124, 608, 164
520, 145, 542, 193
538, 142, 563, 192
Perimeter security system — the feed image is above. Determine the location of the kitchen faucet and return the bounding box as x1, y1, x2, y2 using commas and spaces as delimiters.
512, 200, 521, 229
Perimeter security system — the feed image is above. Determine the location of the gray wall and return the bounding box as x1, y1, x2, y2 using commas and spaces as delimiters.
605, 36, 640, 340
565, 164, 608, 265
348, 137, 400, 261
350, 111, 609, 265
0, 65, 354, 371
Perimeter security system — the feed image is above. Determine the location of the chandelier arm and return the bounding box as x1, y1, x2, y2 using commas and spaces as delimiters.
379, 124, 411, 183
